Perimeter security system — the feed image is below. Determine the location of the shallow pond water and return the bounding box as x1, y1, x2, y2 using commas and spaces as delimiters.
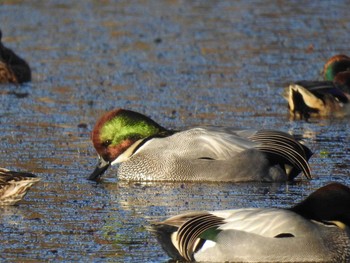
0, 0, 350, 262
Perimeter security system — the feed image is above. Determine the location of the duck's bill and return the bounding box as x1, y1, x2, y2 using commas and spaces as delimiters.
88, 156, 110, 181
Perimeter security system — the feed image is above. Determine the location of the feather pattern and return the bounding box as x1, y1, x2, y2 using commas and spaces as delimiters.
0, 168, 40, 205
177, 213, 225, 261
249, 130, 312, 179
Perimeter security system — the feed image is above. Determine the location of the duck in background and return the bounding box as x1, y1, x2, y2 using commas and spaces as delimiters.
285, 54, 350, 120
88, 108, 312, 182
0, 29, 31, 84
0, 168, 40, 205
152, 182, 350, 262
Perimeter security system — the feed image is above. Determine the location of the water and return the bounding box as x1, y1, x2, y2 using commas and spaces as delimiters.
0, 0, 349, 262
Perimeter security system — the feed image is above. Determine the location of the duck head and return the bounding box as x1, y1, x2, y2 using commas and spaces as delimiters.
290, 182, 350, 227
323, 54, 350, 81
88, 108, 170, 181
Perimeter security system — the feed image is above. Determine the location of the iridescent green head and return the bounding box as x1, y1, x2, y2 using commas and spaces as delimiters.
323, 54, 350, 81
89, 108, 169, 181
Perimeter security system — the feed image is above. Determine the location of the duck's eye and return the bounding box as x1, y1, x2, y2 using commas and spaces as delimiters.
102, 140, 112, 147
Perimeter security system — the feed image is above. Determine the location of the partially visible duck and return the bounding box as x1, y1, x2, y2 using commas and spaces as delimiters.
285, 54, 350, 119
0, 29, 31, 84
0, 168, 40, 205
88, 108, 312, 182
152, 182, 350, 262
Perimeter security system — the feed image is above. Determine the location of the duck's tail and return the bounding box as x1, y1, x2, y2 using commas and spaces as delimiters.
249, 130, 313, 180
284, 81, 349, 119
151, 212, 224, 261
285, 83, 325, 120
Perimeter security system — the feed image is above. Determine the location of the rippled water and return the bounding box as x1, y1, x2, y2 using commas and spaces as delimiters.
0, 0, 350, 262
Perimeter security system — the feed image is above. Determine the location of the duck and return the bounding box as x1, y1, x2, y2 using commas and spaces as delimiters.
0, 29, 31, 84
285, 54, 350, 119
152, 182, 350, 262
0, 168, 40, 205
88, 108, 312, 182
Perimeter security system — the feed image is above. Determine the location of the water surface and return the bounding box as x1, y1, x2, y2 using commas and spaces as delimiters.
0, 1, 350, 262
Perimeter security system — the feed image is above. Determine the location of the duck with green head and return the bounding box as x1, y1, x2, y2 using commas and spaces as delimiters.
285, 54, 350, 119
152, 182, 350, 262
0, 29, 31, 84
88, 109, 312, 182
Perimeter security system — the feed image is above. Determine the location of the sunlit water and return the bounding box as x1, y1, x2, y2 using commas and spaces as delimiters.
0, 1, 349, 262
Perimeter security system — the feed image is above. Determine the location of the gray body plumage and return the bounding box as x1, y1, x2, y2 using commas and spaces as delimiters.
194, 209, 350, 262
152, 183, 350, 262
117, 128, 310, 182
153, 209, 350, 262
